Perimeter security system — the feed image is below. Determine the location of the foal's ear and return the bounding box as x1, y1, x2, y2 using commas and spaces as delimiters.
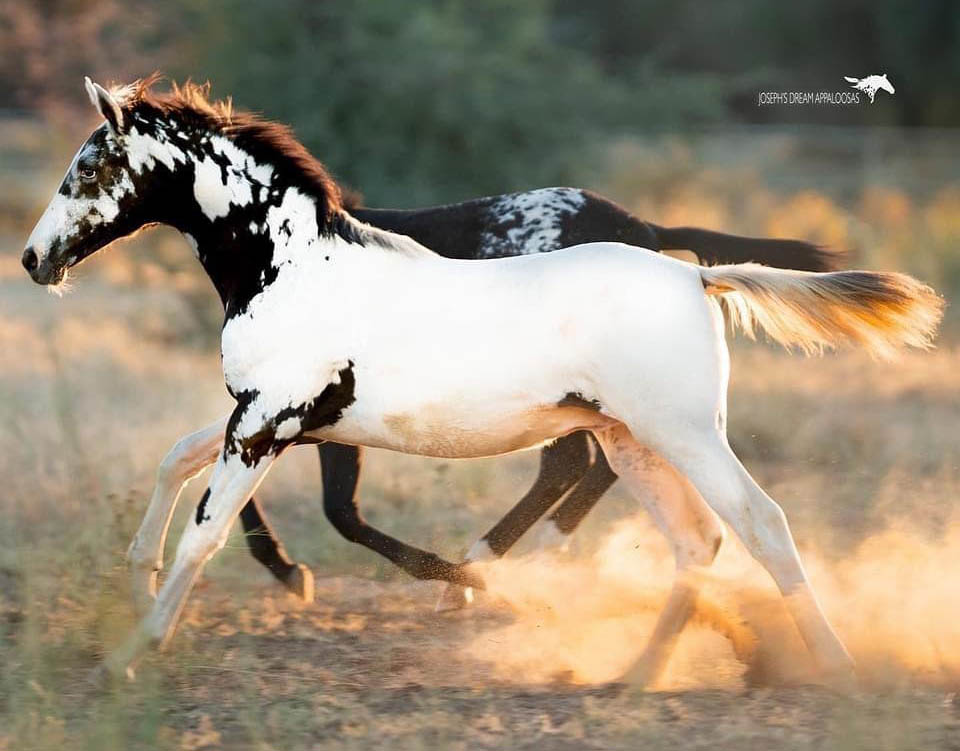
84, 76, 125, 135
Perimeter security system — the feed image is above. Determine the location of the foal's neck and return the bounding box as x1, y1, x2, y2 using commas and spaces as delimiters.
155, 125, 431, 317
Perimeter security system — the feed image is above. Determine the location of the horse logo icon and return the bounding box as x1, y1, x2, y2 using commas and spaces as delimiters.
844, 74, 895, 103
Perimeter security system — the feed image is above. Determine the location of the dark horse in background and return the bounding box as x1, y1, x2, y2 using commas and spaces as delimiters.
211, 186, 840, 609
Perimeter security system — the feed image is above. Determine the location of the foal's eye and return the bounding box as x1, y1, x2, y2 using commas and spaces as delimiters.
79, 168, 97, 181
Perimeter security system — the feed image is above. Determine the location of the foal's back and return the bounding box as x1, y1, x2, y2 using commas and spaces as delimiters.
302, 241, 725, 458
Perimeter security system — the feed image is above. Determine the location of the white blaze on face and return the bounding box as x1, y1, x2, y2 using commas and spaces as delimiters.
29, 121, 199, 265
192, 134, 274, 221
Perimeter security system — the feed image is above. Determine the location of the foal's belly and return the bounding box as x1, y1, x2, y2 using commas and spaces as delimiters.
304, 404, 614, 459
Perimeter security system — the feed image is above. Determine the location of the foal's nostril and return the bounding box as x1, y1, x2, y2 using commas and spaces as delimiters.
21, 247, 38, 273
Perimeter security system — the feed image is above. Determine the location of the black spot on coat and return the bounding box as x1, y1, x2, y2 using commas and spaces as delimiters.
195, 488, 212, 524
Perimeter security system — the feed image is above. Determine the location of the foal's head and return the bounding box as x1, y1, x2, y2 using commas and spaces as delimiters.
22, 76, 344, 289
22, 78, 181, 286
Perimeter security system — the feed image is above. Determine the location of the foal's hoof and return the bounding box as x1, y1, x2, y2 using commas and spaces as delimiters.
283, 563, 315, 603
434, 583, 475, 612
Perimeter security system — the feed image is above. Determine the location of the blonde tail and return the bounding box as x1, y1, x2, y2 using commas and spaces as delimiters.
699, 264, 943, 359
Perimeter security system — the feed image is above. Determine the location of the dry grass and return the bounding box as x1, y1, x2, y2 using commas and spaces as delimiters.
1, 123, 959, 749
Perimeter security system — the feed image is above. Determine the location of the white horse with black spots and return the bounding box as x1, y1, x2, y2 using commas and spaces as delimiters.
23, 78, 942, 685
142, 179, 843, 616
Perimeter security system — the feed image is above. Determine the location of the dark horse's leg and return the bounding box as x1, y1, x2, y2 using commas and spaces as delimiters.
435, 431, 619, 609
238, 497, 314, 601
238, 444, 484, 595
318, 442, 484, 587
542, 436, 618, 539
241, 432, 618, 605
472, 433, 592, 557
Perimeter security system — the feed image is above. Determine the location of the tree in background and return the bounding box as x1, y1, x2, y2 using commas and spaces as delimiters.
0, 0, 169, 120
1, 0, 956, 205
178, 0, 725, 205
553, 0, 960, 127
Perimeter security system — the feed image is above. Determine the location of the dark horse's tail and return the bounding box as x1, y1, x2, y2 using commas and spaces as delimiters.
651, 224, 842, 272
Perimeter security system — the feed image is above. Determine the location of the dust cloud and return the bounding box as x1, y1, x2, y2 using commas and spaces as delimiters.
466, 515, 960, 691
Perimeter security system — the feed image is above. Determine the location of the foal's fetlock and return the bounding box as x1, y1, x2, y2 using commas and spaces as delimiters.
87, 660, 127, 689
126, 537, 162, 577
814, 647, 857, 690
102, 629, 161, 683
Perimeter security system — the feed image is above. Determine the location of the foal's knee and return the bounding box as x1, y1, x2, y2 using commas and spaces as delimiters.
158, 434, 217, 487
175, 518, 231, 568
157, 444, 197, 488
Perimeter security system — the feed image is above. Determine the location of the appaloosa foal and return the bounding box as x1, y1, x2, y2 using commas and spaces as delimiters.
23, 78, 941, 685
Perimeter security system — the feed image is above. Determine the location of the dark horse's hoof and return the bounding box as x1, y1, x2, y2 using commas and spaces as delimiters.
282, 563, 315, 603
435, 583, 473, 612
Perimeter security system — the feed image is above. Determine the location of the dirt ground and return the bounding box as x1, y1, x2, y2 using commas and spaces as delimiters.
4, 569, 960, 750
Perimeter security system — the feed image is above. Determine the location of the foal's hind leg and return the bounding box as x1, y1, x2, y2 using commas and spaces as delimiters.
592, 424, 725, 688
645, 426, 855, 683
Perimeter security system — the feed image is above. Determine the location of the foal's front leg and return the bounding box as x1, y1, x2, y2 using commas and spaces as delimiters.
127, 416, 227, 615
131, 418, 314, 612
106, 432, 282, 679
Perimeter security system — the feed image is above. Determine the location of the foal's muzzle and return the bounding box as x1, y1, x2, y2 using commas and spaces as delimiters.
22, 246, 65, 285
21, 246, 38, 273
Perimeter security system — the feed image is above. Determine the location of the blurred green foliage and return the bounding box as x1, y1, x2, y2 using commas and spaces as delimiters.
0, 0, 956, 205
174, 0, 735, 204
179, 0, 634, 204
